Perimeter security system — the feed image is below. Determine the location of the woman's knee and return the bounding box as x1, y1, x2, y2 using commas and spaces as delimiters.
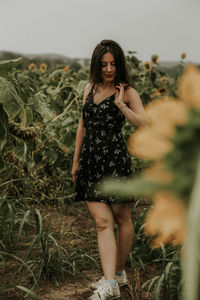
94, 216, 113, 231
115, 214, 132, 226
86, 201, 114, 231
111, 205, 132, 226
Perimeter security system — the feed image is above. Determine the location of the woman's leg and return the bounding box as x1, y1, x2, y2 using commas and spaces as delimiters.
111, 203, 134, 271
86, 201, 116, 280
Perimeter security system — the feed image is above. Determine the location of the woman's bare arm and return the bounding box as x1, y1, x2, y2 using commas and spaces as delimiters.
71, 83, 92, 181
115, 84, 149, 127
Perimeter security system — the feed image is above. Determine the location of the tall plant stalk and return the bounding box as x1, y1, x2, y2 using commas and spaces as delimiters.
182, 153, 200, 300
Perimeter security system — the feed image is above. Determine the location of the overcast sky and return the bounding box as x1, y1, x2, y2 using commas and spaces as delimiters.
0, 0, 199, 62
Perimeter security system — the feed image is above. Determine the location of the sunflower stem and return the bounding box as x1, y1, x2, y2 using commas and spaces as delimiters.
181, 153, 200, 300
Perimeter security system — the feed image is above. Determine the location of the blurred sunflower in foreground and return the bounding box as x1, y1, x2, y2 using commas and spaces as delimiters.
127, 63, 200, 247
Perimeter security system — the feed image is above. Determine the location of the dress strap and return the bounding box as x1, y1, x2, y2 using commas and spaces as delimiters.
84, 84, 94, 104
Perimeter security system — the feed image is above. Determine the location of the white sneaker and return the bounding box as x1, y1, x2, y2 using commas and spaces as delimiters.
89, 282, 120, 300
116, 270, 128, 287
91, 271, 128, 290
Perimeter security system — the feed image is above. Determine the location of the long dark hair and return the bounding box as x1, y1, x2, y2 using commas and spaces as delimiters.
89, 39, 130, 92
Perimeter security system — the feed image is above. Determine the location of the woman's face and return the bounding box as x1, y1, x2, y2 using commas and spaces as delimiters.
100, 52, 116, 84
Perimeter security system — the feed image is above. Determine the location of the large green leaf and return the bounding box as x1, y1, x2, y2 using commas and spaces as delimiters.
46, 86, 60, 100
101, 176, 166, 199
63, 131, 75, 147
25, 107, 33, 126
32, 92, 53, 122
13, 140, 27, 161
0, 153, 5, 171
75, 80, 87, 94
0, 57, 23, 78
0, 104, 8, 149
0, 77, 23, 119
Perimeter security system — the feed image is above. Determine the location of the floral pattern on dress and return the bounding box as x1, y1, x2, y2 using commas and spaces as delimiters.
73, 86, 133, 204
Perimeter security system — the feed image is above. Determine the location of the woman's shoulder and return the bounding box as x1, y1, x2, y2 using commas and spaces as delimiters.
82, 82, 93, 103
123, 85, 140, 103
84, 82, 93, 93
123, 84, 137, 95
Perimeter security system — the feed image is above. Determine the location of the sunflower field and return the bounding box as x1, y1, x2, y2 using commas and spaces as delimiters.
0, 52, 199, 300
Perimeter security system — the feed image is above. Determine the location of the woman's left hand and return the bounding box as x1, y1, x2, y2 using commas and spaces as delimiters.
114, 83, 126, 109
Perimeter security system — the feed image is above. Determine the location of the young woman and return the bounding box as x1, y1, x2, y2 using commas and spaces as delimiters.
71, 40, 148, 300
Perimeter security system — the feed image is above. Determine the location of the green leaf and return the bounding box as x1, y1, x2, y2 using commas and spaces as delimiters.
33, 92, 53, 122
25, 107, 33, 126
0, 77, 23, 119
0, 57, 23, 78
0, 284, 15, 291
17, 210, 30, 247
0, 123, 7, 149
101, 176, 166, 198
62, 116, 73, 127
0, 153, 5, 172
0, 284, 42, 299
63, 131, 74, 147
0, 251, 37, 287
46, 86, 60, 100
13, 140, 27, 161
75, 80, 88, 94
16, 285, 42, 299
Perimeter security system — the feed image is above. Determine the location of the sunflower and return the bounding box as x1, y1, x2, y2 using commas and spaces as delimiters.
178, 64, 200, 110
149, 90, 161, 99
144, 191, 186, 247
160, 76, 168, 84
127, 98, 187, 160
143, 62, 152, 72
128, 126, 172, 160
142, 161, 173, 183
151, 54, 159, 64
181, 53, 186, 60
40, 63, 47, 73
62, 65, 69, 72
158, 87, 168, 95
28, 63, 37, 72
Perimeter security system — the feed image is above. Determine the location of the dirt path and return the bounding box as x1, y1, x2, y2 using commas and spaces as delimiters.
0, 201, 160, 300
36, 201, 157, 300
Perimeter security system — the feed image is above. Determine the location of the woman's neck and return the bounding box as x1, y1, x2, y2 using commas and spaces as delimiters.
99, 81, 115, 90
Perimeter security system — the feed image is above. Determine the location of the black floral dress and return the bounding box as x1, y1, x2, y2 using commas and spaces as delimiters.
73, 85, 133, 204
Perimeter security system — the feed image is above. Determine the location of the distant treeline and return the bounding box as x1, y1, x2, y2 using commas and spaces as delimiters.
0, 50, 90, 70
0, 50, 198, 75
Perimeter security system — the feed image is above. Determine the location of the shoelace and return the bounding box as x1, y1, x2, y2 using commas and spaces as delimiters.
95, 283, 113, 296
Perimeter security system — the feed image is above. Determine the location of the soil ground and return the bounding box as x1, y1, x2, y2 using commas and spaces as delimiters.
0, 200, 162, 300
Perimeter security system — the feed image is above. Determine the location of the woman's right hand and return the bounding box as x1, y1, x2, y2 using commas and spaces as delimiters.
71, 161, 79, 182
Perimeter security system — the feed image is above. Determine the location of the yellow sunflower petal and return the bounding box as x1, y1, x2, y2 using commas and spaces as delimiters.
128, 127, 172, 160
143, 62, 152, 72
142, 161, 173, 183
145, 98, 187, 137
178, 64, 200, 110
144, 191, 186, 247
28, 63, 37, 71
